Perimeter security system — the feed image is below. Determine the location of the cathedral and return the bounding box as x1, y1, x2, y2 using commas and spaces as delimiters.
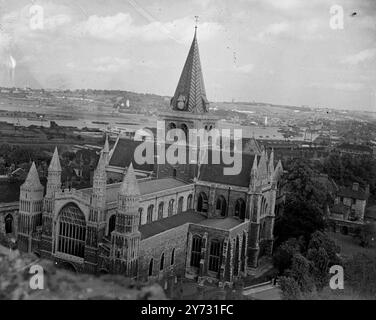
5, 28, 283, 287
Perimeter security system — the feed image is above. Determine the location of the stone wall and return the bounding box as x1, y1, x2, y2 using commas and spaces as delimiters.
138, 223, 190, 281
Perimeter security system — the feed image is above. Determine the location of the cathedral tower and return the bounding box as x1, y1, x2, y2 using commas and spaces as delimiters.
18, 162, 44, 253
41, 147, 61, 258
110, 163, 141, 277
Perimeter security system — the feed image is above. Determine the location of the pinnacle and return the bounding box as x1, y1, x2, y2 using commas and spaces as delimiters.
49, 147, 62, 172
119, 163, 140, 196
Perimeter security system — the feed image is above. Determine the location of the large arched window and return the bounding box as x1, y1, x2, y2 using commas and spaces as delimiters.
190, 236, 202, 267
160, 253, 165, 271
107, 214, 116, 237
147, 205, 154, 223
208, 239, 222, 273
234, 198, 246, 219
57, 203, 86, 258
158, 202, 164, 220
177, 196, 184, 214
197, 192, 208, 213
5, 214, 13, 234
187, 194, 193, 210
168, 199, 174, 217
216, 196, 227, 217
149, 258, 153, 276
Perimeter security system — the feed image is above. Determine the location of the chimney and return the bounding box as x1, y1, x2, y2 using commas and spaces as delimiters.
352, 182, 359, 191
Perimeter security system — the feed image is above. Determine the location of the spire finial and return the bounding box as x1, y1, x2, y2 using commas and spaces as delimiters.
194, 15, 199, 32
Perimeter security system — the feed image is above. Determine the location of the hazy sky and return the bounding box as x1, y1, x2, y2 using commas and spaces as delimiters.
0, 0, 375, 111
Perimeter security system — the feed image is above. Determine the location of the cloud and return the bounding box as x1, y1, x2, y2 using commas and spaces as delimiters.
75, 13, 223, 44
257, 22, 290, 39
92, 56, 131, 72
235, 63, 254, 74
309, 82, 364, 91
340, 48, 376, 65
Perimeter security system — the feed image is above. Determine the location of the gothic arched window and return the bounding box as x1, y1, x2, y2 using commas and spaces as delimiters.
197, 192, 208, 213
187, 194, 193, 210
149, 258, 153, 276
216, 196, 227, 217
158, 202, 164, 220
147, 205, 154, 223
234, 198, 246, 220
177, 196, 184, 214
5, 214, 13, 234
108, 214, 116, 237
160, 253, 165, 271
57, 203, 86, 258
171, 248, 175, 265
168, 199, 174, 217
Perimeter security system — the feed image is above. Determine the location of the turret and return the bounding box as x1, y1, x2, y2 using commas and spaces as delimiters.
46, 147, 61, 198
92, 136, 109, 210
110, 163, 141, 276
18, 162, 44, 252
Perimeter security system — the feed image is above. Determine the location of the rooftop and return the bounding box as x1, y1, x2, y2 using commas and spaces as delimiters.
337, 185, 368, 201
194, 217, 244, 231
139, 211, 207, 240
82, 178, 190, 203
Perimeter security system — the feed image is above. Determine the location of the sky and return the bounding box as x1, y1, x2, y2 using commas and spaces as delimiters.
0, 0, 375, 111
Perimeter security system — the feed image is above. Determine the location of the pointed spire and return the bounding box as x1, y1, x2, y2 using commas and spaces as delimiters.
103, 135, 109, 154
22, 162, 43, 189
269, 148, 274, 172
171, 27, 209, 113
49, 147, 61, 172
252, 154, 258, 171
119, 163, 140, 196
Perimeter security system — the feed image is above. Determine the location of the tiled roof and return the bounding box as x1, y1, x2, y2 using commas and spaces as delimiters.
170, 29, 208, 113
337, 186, 368, 200
139, 211, 207, 240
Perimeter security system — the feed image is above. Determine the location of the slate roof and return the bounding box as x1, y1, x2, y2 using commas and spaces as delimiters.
195, 217, 244, 231
108, 138, 155, 171
139, 211, 207, 240
198, 149, 258, 187
85, 178, 189, 203
170, 29, 209, 113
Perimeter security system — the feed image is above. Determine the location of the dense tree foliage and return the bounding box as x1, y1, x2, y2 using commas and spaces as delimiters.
323, 153, 376, 198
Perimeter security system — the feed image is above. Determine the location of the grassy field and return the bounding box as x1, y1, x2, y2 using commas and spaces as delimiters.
328, 231, 376, 259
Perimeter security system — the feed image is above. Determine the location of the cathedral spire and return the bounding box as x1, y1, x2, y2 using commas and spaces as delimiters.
171, 25, 209, 113
22, 162, 43, 189
49, 147, 61, 172
119, 163, 140, 196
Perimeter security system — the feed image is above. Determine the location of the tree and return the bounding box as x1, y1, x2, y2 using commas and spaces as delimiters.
274, 200, 325, 245
306, 247, 330, 290
279, 276, 302, 300
285, 254, 316, 294
308, 231, 340, 265
273, 238, 303, 274
359, 222, 376, 248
